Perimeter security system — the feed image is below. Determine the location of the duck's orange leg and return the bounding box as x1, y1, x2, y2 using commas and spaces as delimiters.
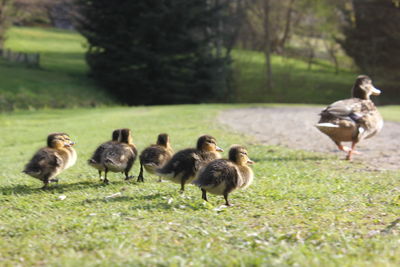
346, 142, 361, 160
335, 141, 351, 152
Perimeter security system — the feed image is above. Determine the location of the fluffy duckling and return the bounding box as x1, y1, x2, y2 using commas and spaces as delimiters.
23, 133, 77, 188
194, 145, 254, 206
316, 75, 383, 160
88, 129, 121, 180
102, 128, 138, 184
137, 133, 173, 182
156, 135, 223, 192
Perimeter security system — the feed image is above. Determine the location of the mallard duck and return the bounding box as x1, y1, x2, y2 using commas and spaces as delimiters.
137, 133, 173, 182
102, 128, 138, 184
23, 133, 77, 188
88, 129, 121, 180
315, 75, 383, 160
194, 145, 254, 206
156, 135, 223, 192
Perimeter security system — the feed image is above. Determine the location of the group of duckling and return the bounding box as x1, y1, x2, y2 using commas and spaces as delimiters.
23, 75, 383, 206
24, 130, 254, 206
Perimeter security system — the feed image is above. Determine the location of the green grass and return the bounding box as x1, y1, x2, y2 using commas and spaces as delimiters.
1, 104, 400, 266
231, 49, 397, 104
0, 27, 114, 111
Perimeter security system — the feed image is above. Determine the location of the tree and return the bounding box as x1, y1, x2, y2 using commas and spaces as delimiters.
339, 0, 400, 78
76, 0, 230, 105
0, 0, 13, 49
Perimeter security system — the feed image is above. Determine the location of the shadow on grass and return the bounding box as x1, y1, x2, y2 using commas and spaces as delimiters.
81, 192, 177, 211
0, 180, 131, 196
253, 155, 327, 162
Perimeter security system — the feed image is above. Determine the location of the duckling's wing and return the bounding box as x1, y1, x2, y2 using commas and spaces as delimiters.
24, 149, 62, 174
195, 160, 238, 187
89, 141, 112, 164
140, 146, 165, 166
156, 148, 197, 177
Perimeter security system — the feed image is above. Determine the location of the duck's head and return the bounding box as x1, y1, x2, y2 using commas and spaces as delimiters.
47, 133, 75, 149
197, 135, 223, 152
62, 133, 76, 147
228, 145, 254, 166
111, 129, 121, 142
119, 128, 133, 144
352, 75, 381, 100
157, 133, 170, 147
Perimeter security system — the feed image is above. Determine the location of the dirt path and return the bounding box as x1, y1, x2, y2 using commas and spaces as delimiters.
219, 107, 400, 171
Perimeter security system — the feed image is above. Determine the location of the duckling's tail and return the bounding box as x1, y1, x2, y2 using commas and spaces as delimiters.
155, 166, 175, 179
22, 169, 41, 177
88, 159, 98, 165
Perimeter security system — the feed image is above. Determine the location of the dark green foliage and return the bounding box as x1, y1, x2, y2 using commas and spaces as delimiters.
339, 0, 400, 78
76, 0, 229, 105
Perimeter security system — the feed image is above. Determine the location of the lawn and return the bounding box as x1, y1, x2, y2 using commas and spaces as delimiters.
0, 27, 114, 111
3, 26, 394, 112
1, 104, 399, 266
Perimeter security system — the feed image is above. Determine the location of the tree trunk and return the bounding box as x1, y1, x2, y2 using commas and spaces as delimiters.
263, 0, 272, 91
277, 0, 296, 54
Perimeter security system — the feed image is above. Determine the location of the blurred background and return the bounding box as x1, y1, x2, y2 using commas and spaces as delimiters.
0, 0, 399, 111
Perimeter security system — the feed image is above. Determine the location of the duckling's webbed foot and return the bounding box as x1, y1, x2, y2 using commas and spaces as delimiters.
103, 170, 109, 184
41, 177, 50, 189
179, 174, 190, 193
223, 192, 231, 206
49, 178, 59, 184
124, 171, 134, 181
137, 164, 144, 182
201, 189, 208, 202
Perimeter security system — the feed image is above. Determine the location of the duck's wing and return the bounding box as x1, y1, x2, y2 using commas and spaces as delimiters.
320, 98, 364, 122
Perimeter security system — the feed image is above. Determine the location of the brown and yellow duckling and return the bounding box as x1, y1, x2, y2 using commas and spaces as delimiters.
156, 135, 223, 192
315, 75, 383, 160
194, 145, 254, 206
137, 133, 173, 183
102, 128, 138, 184
23, 133, 77, 188
88, 129, 121, 180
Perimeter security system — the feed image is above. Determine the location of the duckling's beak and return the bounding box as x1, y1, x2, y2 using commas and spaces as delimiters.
371, 85, 381, 96
70, 141, 76, 146
216, 146, 224, 152
247, 159, 255, 165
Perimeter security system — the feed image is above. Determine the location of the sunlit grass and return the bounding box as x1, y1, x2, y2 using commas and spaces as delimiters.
232, 49, 358, 104
0, 104, 399, 266
0, 27, 113, 111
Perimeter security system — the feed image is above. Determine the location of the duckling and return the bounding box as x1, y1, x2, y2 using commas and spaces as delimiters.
102, 128, 138, 184
23, 133, 77, 188
315, 75, 383, 160
194, 145, 254, 206
137, 133, 173, 182
156, 135, 223, 192
88, 129, 121, 180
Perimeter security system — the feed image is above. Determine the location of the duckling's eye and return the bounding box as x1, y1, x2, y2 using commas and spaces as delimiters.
241, 152, 247, 155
